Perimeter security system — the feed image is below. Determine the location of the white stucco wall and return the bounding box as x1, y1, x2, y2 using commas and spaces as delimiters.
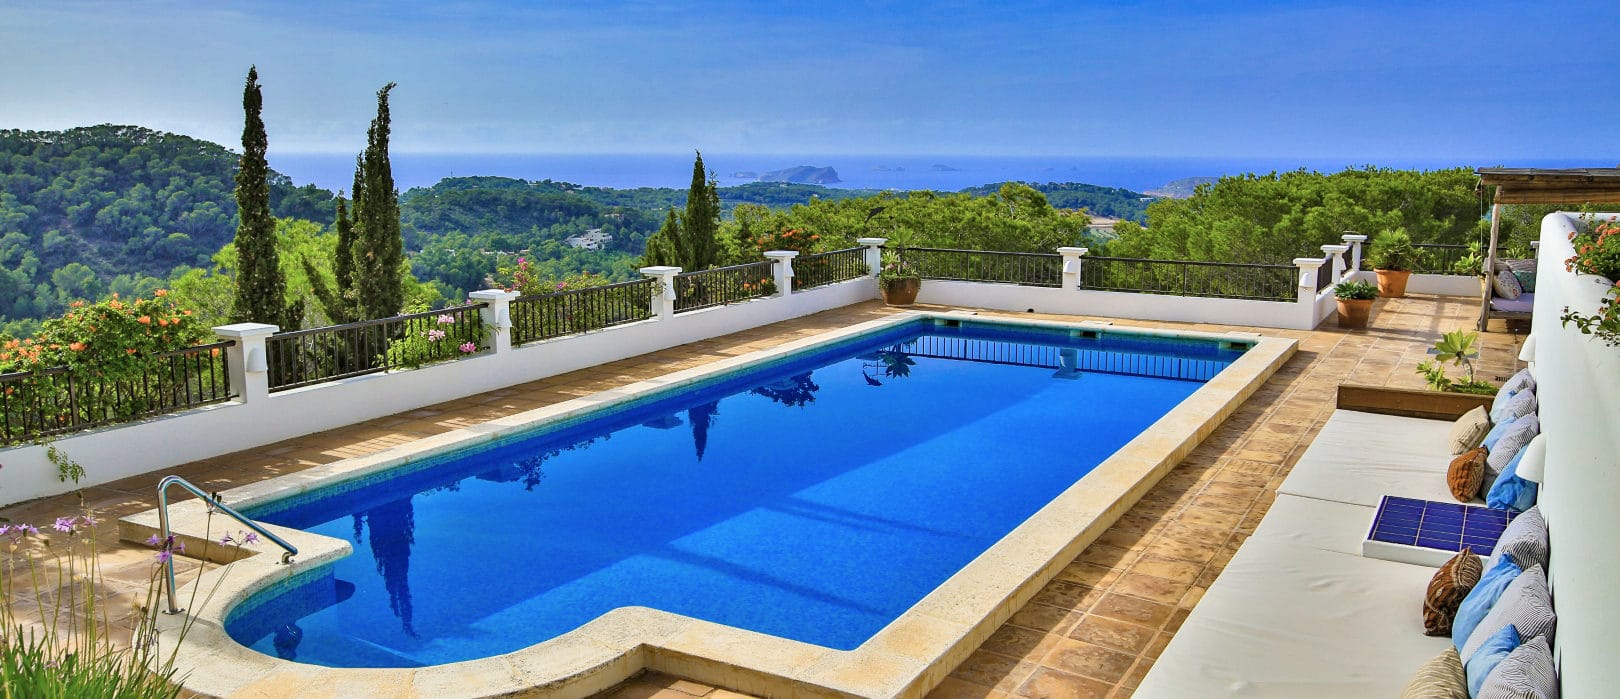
916, 280, 1316, 330
0, 279, 878, 507
1530, 212, 1620, 698
1404, 273, 1482, 297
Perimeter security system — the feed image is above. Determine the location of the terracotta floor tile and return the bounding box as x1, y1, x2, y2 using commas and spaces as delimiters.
1041, 637, 1138, 685
1014, 667, 1114, 699
950, 650, 1039, 694
1127, 555, 1204, 585
1088, 593, 1175, 629
1064, 615, 1157, 655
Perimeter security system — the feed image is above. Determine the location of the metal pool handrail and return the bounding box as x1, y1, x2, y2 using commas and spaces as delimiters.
156, 475, 297, 615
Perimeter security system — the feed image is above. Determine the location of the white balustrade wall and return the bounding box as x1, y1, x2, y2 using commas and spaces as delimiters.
1527, 212, 1620, 697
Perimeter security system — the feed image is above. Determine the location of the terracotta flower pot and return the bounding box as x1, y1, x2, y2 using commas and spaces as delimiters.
1375, 269, 1412, 298
1336, 298, 1373, 328
881, 278, 921, 306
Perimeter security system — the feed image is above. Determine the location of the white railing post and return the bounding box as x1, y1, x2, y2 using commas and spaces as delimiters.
467, 289, 519, 354
763, 250, 799, 298
857, 238, 887, 277
1057, 246, 1088, 290
1322, 244, 1350, 285
640, 266, 681, 320
1342, 234, 1368, 276
1294, 257, 1327, 326
213, 323, 278, 404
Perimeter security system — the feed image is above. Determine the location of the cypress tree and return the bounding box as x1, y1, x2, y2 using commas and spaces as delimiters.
354, 83, 403, 320
680, 151, 721, 270
641, 208, 681, 267
230, 66, 296, 329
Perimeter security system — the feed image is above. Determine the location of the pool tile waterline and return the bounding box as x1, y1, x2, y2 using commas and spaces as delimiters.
0, 295, 1517, 699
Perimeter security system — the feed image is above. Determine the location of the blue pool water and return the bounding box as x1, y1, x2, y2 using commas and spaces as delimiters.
226, 320, 1245, 667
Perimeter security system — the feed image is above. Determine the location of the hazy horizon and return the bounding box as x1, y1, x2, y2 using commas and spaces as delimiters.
4, 1, 1617, 161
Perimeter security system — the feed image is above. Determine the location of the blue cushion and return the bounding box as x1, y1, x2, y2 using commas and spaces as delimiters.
1465, 624, 1521, 697
1454, 556, 1522, 653
1481, 414, 1518, 451
1486, 448, 1539, 512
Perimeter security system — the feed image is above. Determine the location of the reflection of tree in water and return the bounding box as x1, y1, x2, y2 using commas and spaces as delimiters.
688, 401, 720, 461
861, 346, 916, 386
353, 497, 418, 637
748, 372, 821, 407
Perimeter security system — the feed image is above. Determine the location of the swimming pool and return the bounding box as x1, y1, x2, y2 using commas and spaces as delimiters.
221, 317, 1246, 668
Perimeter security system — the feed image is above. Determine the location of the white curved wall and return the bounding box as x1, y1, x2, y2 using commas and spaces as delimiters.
1531, 212, 1620, 698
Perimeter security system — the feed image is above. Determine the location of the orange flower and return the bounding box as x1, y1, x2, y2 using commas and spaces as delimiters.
182, 310, 193, 316
210, 347, 221, 357
158, 318, 169, 327
4, 340, 18, 350
70, 300, 85, 308
154, 289, 168, 297
137, 316, 151, 324
69, 342, 86, 352
125, 348, 137, 355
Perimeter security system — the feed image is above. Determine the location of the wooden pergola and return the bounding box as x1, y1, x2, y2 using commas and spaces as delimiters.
1475, 167, 1620, 329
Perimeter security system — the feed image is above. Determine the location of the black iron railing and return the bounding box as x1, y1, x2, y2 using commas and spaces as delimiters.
511, 279, 656, 346
792, 247, 868, 290
904, 335, 1234, 381
267, 303, 487, 392
1080, 256, 1300, 302
894, 247, 1062, 287
674, 261, 777, 313
1412, 243, 1470, 274
0, 340, 236, 445
1315, 253, 1336, 295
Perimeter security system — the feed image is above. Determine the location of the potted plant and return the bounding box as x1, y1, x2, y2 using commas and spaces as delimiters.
1334, 279, 1379, 328
1367, 228, 1422, 298
877, 251, 921, 306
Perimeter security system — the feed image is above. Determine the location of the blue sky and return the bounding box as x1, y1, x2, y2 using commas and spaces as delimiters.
2, 1, 1616, 159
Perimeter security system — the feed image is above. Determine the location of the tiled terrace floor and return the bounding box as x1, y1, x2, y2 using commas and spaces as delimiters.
0, 293, 1523, 698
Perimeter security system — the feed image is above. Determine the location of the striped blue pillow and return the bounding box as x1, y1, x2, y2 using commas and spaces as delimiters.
1454, 556, 1521, 654
1477, 635, 1558, 698
1465, 624, 1520, 697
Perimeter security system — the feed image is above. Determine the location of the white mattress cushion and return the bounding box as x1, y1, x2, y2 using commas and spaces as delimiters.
1278, 410, 1462, 507
1248, 493, 1375, 556
1137, 537, 1451, 698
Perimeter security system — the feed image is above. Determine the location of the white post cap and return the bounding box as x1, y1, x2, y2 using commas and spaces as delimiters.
763, 250, 800, 259
856, 237, 888, 246
1322, 244, 1350, 254
213, 322, 280, 338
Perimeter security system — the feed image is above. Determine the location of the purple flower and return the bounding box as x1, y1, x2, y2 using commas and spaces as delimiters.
244, 532, 259, 545
146, 534, 163, 547
220, 534, 235, 546
52, 517, 75, 533
18, 525, 37, 536
155, 549, 171, 564
0, 525, 10, 536
78, 514, 97, 527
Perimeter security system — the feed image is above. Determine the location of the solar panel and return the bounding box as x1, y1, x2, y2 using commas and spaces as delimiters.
1363, 495, 1516, 566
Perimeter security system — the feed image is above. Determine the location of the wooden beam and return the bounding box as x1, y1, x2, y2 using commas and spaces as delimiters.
1336, 384, 1494, 421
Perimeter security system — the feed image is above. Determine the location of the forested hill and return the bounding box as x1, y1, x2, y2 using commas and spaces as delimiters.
959, 182, 1151, 222
0, 125, 335, 321
407, 176, 875, 216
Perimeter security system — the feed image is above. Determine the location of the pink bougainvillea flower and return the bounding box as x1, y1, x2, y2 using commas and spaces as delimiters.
437, 314, 454, 324
459, 342, 477, 353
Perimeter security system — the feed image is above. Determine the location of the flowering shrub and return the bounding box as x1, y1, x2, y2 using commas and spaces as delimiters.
492, 257, 607, 298
0, 293, 214, 449
750, 227, 821, 256
1560, 218, 1620, 347
382, 310, 485, 369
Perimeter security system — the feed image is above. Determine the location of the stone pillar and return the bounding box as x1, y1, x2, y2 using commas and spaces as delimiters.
1295, 257, 1327, 326
213, 323, 278, 404
1342, 234, 1368, 275
468, 289, 519, 354
1322, 244, 1350, 285
640, 266, 681, 320
857, 238, 887, 277
1057, 246, 1089, 290
763, 250, 799, 298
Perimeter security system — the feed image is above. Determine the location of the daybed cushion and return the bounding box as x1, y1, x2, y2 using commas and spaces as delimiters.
1500, 368, 1535, 397
1135, 536, 1451, 698
1424, 549, 1484, 636
1400, 647, 1469, 699
1448, 407, 1491, 455
1492, 270, 1524, 300
1477, 635, 1558, 698
1453, 556, 1522, 654
1460, 565, 1556, 661
1486, 414, 1539, 473
1487, 506, 1548, 572
1465, 625, 1521, 697
1490, 294, 1535, 314
1278, 409, 1463, 507
1247, 493, 1375, 556
1490, 389, 1538, 425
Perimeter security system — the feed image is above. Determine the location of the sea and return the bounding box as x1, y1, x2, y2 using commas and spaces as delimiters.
266, 153, 1594, 195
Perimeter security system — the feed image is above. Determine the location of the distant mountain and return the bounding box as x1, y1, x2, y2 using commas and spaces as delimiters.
930, 164, 960, 172
1144, 176, 1218, 199
758, 166, 841, 184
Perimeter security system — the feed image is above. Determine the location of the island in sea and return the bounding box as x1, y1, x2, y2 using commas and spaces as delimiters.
757, 166, 841, 185
1144, 176, 1218, 199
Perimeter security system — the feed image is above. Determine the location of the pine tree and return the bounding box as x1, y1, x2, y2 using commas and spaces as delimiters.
230, 66, 297, 329
354, 83, 404, 320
